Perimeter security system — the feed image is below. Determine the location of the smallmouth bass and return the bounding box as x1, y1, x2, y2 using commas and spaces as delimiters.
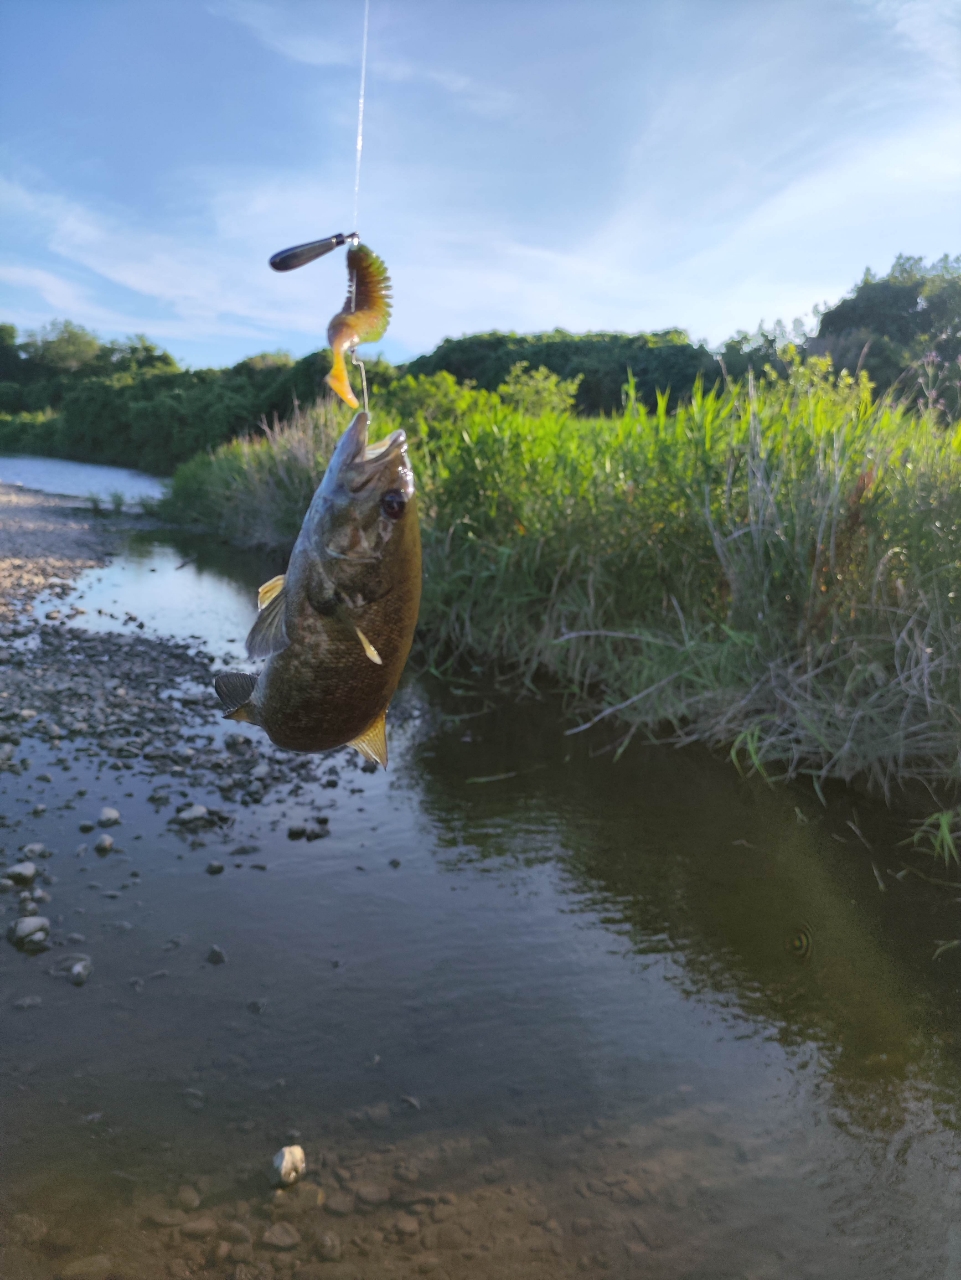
214, 411, 421, 766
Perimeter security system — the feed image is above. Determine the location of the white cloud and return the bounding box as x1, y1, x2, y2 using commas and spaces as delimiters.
866, 0, 961, 78
207, 0, 354, 66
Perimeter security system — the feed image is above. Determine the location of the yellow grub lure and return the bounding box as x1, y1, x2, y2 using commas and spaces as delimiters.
269, 233, 392, 410
325, 243, 392, 407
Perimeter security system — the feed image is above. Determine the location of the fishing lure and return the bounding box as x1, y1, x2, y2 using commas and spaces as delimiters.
268, 233, 392, 409
325, 243, 392, 407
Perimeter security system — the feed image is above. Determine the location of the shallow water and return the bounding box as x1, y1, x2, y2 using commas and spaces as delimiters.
33, 532, 278, 669
4, 483, 961, 1277
0, 456, 166, 504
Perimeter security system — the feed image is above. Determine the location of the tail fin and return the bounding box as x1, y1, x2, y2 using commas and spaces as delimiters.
214, 671, 259, 723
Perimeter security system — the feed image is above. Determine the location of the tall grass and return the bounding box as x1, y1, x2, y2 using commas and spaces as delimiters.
162, 359, 961, 792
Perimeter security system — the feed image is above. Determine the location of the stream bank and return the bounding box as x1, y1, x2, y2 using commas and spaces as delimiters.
4, 470, 961, 1280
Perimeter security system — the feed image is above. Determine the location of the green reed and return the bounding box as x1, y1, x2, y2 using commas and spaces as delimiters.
162, 359, 961, 792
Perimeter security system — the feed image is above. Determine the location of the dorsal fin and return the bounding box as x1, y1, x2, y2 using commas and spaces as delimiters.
247, 584, 289, 659
348, 710, 388, 768
258, 574, 285, 610
214, 671, 258, 720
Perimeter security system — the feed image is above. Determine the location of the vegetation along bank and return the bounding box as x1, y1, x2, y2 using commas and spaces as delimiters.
4, 253, 961, 816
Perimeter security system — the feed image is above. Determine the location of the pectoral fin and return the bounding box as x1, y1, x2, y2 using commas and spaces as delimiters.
247, 583, 289, 659
353, 625, 382, 665
214, 671, 259, 723
348, 710, 388, 768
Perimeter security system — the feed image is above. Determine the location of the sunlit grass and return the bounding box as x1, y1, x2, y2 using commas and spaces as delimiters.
161, 358, 961, 792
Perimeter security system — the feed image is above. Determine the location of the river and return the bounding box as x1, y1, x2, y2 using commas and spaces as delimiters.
3, 458, 961, 1280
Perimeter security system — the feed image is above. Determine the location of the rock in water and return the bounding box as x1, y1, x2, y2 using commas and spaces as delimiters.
7, 915, 50, 950
317, 1230, 342, 1260
271, 1144, 306, 1186
206, 945, 227, 965
61, 1256, 114, 1279
98, 807, 121, 827
262, 1221, 301, 1250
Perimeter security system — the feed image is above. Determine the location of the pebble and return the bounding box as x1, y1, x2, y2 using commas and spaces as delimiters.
206, 861, 224, 875
21, 842, 46, 858
272, 1144, 306, 1185
145, 1208, 188, 1228
180, 1215, 218, 1239
317, 1230, 342, 1260
222, 1222, 253, 1244
262, 1221, 301, 1250
206, 945, 227, 965
324, 1190, 355, 1216
8, 860, 37, 885
395, 1212, 420, 1237
60, 1256, 114, 1278
177, 1185, 201, 1210
7, 915, 50, 949
98, 807, 121, 827
94, 834, 114, 854
355, 1181, 391, 1207
171, 803, 208, 825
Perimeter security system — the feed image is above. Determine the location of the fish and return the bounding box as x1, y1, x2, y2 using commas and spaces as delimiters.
325, 243, 392, 407
213, 410, 421, 766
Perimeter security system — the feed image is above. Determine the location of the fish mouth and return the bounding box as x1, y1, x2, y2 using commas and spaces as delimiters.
342, 413, 407, 490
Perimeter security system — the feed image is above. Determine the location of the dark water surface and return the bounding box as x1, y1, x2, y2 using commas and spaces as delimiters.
4, 511, 961, 1277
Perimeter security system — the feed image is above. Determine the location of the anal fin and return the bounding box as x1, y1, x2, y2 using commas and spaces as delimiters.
348, 710, 388, 768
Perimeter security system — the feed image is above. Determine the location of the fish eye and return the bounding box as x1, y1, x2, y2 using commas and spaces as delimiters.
381, 490, 406, 520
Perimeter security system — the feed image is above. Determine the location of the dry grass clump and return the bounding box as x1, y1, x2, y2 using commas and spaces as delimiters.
160, 401, 347, 549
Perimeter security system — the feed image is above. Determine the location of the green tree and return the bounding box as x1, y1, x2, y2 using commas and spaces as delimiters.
18, 319, 101, 374
810, 254, 961, 409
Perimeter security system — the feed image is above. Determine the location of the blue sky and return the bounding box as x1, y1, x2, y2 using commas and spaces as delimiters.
1, 0, 959, 369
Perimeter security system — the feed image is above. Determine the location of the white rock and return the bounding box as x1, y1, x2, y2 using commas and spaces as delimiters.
98, 807, 121, 827
8, 861, 37, 885
7, 915, 50, 945
93, 834, 114, 854
271, 1144, 306, 1186
171, 803, 208, 825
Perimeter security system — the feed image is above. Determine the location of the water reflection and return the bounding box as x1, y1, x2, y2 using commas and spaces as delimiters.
410, 688, 961, 1138
33, 531, 281, 662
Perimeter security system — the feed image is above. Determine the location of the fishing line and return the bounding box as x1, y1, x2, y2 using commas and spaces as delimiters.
352, 0, 370, 236
350, 0, 372, 413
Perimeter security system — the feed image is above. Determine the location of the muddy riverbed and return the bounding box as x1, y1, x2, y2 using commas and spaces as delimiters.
3, 469, 961, 1280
